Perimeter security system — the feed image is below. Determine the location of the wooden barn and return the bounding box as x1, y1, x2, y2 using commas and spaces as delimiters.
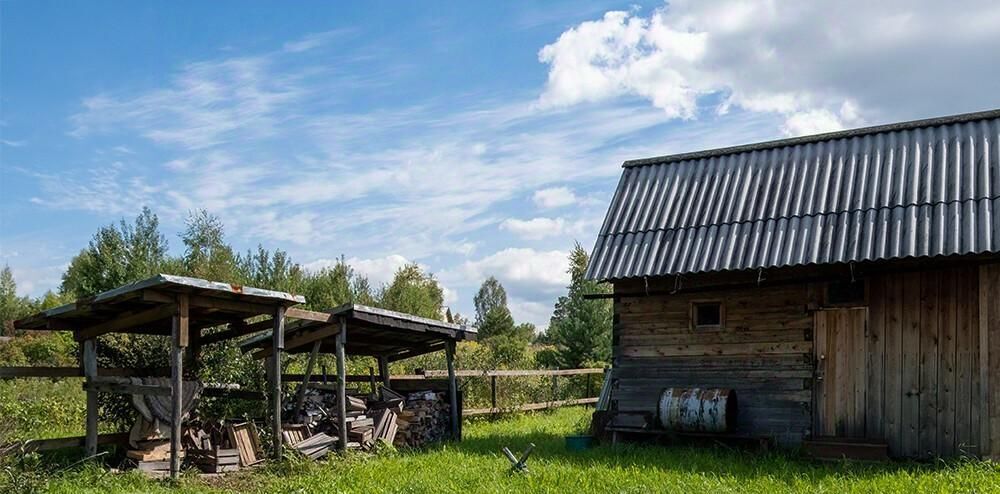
586, 109, 1000, 459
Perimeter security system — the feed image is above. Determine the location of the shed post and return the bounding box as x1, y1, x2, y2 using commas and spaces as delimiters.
336, 317, 348, 451
270, 306, 285, 458
83, 338, 98, 457
293, 340, 322, 420
170, 295, 189, 480
445, 340, 459, 439
378, 356, 390, 388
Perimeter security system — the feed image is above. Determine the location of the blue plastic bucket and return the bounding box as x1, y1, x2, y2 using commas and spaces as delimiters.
565, 435, 595, 451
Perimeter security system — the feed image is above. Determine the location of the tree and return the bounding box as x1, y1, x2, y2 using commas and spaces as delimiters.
473, 276, 507, 328
301, 257, 375, 310
181, 210, 239, 281
472, 277, 533, 365
538, 243, 612, 369
61, 207, 169, 298
0, 265, 33, 334
377, 263, 444, 320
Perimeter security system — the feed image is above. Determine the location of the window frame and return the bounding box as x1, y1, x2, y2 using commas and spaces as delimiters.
823, 279, 868, 308
690, 300, 725, 331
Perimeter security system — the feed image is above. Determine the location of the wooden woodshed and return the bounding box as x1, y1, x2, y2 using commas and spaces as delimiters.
585, 109, 1000, 459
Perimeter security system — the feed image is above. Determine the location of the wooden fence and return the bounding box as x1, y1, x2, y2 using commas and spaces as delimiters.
1, 365, 608, 418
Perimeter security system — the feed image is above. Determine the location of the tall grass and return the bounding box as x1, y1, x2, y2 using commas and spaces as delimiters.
25, 407, 999, 494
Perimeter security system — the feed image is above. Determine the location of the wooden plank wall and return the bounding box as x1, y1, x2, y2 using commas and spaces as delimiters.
868, 265, 983, 458
981, 263, 1000, 459
612, 283, 813, 446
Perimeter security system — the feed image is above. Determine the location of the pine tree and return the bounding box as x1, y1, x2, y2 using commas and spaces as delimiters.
540, 243, 612, 368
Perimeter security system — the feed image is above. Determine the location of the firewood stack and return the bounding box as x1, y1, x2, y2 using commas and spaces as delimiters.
286, 385, 451, 452
393, 390, 450, 447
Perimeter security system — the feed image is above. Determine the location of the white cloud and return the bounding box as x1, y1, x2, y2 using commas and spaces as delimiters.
500, 216, 589, 240
1, 139, 26, 147
451, 248, 569, 290
532, 187, 576, 209
70, 56, 307, 149
508, 298, 553, 330
282, 29, 354, 53
538, 0, 1000, 135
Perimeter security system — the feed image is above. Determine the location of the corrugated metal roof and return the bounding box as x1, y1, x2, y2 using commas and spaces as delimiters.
586, 109, 1000, 281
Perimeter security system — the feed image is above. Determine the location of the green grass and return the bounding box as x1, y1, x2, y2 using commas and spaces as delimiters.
14, 407, 1000, 493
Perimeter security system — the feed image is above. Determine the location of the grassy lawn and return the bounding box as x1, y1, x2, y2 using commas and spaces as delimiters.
16, 407, 999, 493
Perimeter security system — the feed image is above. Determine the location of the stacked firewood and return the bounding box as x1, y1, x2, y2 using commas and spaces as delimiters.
394, 391, 450, 447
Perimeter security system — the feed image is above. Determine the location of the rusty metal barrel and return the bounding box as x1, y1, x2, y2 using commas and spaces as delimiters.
657, 388, 737, 433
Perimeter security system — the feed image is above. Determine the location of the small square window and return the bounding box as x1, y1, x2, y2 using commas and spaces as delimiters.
692, 302, 723, 330
825, 280, 866, 306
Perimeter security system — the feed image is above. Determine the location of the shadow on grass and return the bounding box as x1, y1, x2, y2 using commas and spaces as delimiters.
444, 426, 984, 485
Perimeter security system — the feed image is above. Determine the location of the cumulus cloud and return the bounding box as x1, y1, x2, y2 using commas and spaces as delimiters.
499, 216, 589, 240
450, 248, 569, 292
538, 0, 1000, 135
532, 187, 576, 209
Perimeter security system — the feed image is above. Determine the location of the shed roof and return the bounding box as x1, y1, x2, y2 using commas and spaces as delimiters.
586, 109, 1000, 281
15, 274, 304, 336
241, 303, 477, 361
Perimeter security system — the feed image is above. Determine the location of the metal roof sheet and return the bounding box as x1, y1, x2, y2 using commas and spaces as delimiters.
586, 110, 1000, 281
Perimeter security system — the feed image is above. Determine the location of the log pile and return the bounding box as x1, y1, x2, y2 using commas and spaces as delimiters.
288, 385, 451, 453
394, 391, 450, 447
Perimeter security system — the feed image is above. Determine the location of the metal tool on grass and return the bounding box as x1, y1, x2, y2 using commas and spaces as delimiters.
502, 443, 535, 473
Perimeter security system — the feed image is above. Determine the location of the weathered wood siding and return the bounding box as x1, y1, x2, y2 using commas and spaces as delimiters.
611, 262, 999, 457
611, 282, 813, 446
867, 265, 984, 458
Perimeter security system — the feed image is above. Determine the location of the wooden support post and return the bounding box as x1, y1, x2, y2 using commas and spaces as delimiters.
271, 306, 285, 459
551, 374, 558, 403
378, 356, 390, 389
446, 340, 459, 439
83, 338, 98, 457
322, 364, 328, 384
336, 317, 348, 451
170, 295, 189, 480
586, 373, 593, 399
491, 375, 498, 412
185, 327, 202, 376
368, 366, 376, 393
293, 340, 321, 420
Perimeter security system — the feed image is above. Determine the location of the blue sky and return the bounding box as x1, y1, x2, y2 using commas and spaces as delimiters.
2, 0, 999, 327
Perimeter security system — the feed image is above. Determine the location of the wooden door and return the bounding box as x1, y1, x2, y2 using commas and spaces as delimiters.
814, 308, 868, 438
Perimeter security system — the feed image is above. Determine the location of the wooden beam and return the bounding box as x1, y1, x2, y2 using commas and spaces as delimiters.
282, 373, 384, 383
420, 368, 606, 378
83, 339, 97, 457
446, 340, 458, 439
201, 318, 273, 345
191, 295, 278, 315
253, 323, 339, 359
82, 380, 171, 396
387, 341, 448, 362
285, 307, 335, 323
169, 295, 187, 480
293, 340, 322, 419
75, 304, 176, 341
336, 317, 347, 451
464, 397, 599, 416
1, 366, 167, 378
270, 306, 285, 459
21, 432, 130, 453
378, 356, 390, 388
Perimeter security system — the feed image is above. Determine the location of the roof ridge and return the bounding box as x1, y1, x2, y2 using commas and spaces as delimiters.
623, 108, 1000, 168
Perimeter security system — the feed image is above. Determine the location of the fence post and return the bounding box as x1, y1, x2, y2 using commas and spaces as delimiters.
491, 375, 498, 412
551, 374, 558, 403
